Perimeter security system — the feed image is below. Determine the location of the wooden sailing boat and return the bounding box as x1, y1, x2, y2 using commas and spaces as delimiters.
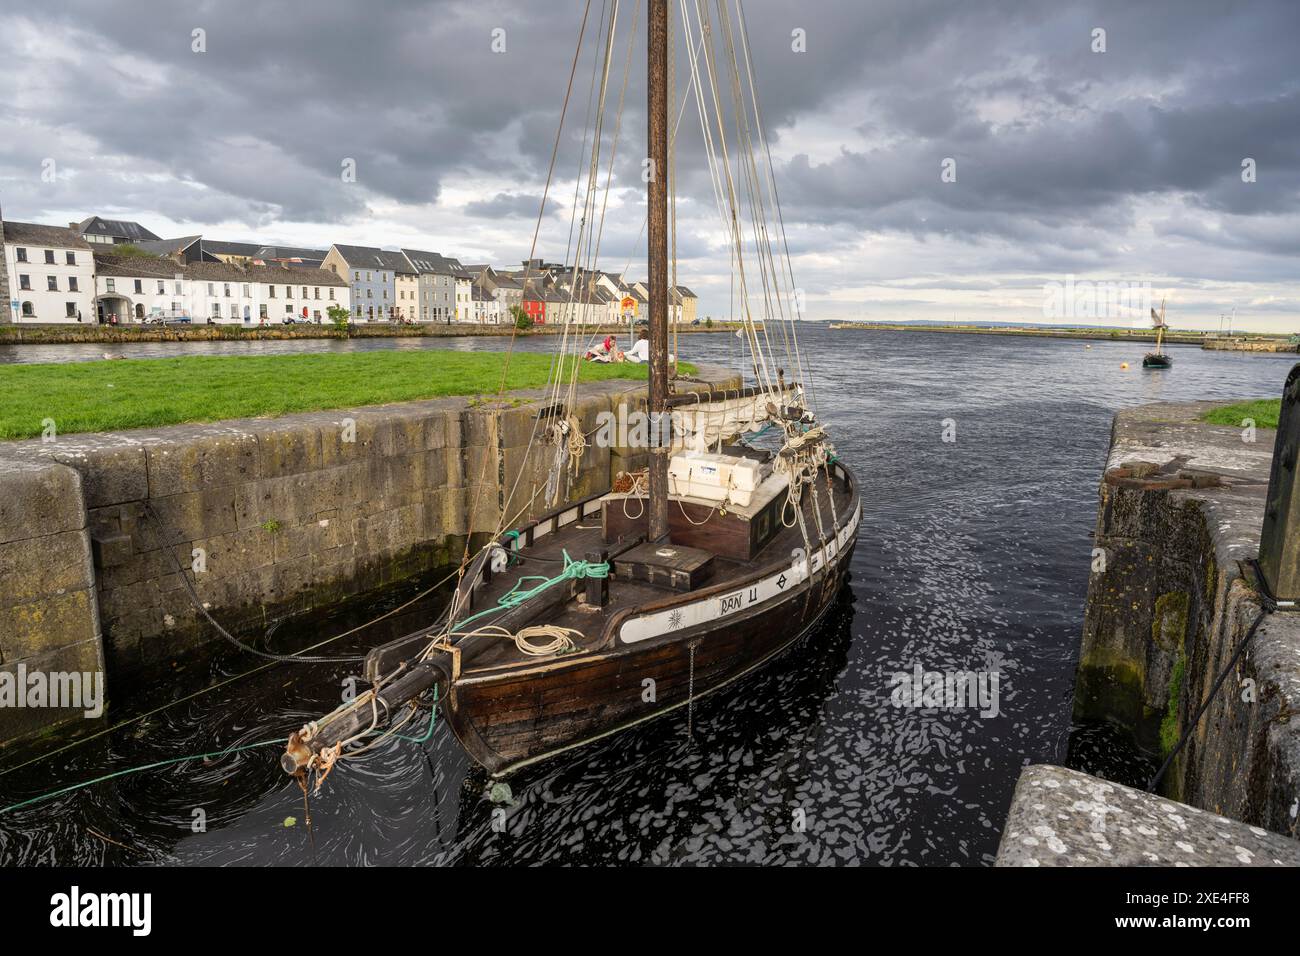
1143, 299, 1173, 369
282, 0, 859, 780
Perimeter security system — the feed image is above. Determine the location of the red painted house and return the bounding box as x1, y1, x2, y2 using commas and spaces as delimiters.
522, 295, 546, 324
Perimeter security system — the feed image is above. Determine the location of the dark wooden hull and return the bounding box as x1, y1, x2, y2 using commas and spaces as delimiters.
1142, 352, 1173, 368
442, 482, 860, 776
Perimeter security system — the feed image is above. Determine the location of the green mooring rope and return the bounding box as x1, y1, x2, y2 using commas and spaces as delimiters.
0, 692, 440, 817
454, 548, 609, 631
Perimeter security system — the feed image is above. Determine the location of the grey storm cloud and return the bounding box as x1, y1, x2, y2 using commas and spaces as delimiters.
0, 0, 1296, 324
463, 193, 551, 219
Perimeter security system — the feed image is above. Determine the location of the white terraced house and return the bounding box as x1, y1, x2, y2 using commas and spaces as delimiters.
94, 254, 189, 323
92, 254, 350, 325
3, 221, 96, 323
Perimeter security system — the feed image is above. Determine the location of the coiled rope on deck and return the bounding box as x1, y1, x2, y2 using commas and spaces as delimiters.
452, 549, 609, 632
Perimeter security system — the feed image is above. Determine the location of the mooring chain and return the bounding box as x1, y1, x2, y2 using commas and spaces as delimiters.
686, 639, 701, 737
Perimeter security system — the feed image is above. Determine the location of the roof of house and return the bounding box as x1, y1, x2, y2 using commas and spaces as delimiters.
135, 236, 203, 258
201, 240, 263, 257
93, 253, 185, 278
255, 245, 327, 262
400, 249, 464, 276
242, 263, 348, 286
75, 217, 160, 243
3, 220, 92, 250
92, 254, 347, 286
184, 260, 258, 283
673, 285, 697, 298
331, 244, 415, 274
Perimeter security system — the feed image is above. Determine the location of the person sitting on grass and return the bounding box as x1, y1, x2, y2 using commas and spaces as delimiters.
625, 330, 650, 363
585, 335, 623, 363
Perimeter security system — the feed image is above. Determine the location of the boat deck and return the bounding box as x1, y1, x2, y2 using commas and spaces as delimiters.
459, 473, 855, 672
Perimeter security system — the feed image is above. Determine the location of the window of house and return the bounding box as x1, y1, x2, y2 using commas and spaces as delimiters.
66, 252, 76, 265
224, 283, 231, 297
243, 284, 251, 297
18, 274, 30, 290
134, 279, 143, 293
47, 276, 58, 291
284, 286, 291, 298
231, 304, 238, 318
174, 280, 183, 294
105, 278, 115, 293
285, 304, 292, 314
69, 277, 79, 292
269, 285, 276, 298
211, 303, 220, 317
21, 302, 34, 317
208, 283, 214, 296
157, 280, 165, 294
66, 302, 77, 318
44, 250, 55, 264
353, 271, 359, 281
171, 301, 180, 316
15, 248, 27, 263
259, 304, 268, 319
355, 304, 361, 316
314, 287, 320, 299
365, 272, 371, 282
328, 288, 335, 300
301, 286, 308, 299
366, 289, 372, 298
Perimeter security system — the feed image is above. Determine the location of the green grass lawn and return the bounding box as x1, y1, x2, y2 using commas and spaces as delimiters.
1201, 399, 1281, 429
0, 351, 691, 440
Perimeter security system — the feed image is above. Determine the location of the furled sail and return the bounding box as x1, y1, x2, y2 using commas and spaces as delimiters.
671, 386, 800, 452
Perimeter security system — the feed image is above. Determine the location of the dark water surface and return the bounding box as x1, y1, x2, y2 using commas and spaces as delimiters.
0, 327, 1293, 865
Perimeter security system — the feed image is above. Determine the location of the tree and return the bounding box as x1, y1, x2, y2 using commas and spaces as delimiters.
327, 305, 352, 331
510, 305, 532, 331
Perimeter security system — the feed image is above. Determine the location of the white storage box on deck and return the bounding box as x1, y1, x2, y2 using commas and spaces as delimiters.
667, 451, 770, 508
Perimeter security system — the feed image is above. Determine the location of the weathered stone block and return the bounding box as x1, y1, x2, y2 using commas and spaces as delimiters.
0, 590, 99, 663
0, 529, 95, 609
253, 421, 324, 478
0, 458, 85, 545
146, 429, 260, 496
92, 531, 134, 568
149, 488, 238, 540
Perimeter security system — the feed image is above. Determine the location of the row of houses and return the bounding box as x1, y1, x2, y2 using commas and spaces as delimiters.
0, 212, 698, 326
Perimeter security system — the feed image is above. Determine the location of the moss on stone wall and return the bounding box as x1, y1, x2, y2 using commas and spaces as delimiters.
1159, 650, 1186, 756
1152, 590, 1190, 650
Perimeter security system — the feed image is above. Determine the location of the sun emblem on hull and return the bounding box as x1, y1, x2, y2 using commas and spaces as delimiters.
668, 609, 683, 630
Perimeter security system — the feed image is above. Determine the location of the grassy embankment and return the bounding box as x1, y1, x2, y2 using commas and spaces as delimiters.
0, 351, 694, 440
1201, 399, 1282, 430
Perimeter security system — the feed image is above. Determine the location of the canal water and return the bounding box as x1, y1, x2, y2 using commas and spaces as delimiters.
0, 327, 1293, 865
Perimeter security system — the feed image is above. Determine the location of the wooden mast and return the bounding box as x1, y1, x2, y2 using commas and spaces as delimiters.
647, 0, 670, 540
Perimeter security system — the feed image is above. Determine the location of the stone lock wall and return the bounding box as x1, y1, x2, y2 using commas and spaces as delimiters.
0, 458, 104, 742
0, 368, 740, 747
1074, 401, 1300, 839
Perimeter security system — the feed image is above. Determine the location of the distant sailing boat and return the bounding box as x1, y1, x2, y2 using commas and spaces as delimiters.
1143, 298, 1173, 369
282, 0, 859, 780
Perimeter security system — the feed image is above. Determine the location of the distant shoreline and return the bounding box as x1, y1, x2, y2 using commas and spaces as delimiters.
0, 321, 748, 347
826, 321, 1298, 352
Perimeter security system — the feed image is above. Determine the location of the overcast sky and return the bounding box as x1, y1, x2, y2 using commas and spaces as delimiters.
1, 1, 1297, 330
